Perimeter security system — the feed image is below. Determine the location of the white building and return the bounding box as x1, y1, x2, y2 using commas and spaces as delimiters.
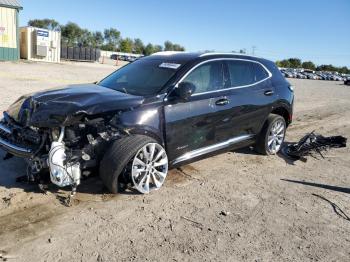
20, 26, 61, 63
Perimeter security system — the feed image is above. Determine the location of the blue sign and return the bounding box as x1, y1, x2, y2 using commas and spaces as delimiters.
37, 30, 49, 37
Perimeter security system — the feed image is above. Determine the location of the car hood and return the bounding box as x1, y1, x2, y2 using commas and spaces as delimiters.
5, 84, 144, 127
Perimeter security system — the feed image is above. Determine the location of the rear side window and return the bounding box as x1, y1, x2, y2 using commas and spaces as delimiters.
227, 60, 269, 87
183, 61, 224, 94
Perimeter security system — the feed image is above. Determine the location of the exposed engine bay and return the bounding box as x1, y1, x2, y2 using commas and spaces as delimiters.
0, 112, 123, 199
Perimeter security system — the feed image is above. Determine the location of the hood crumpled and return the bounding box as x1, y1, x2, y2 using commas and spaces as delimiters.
5, 84, 144, 127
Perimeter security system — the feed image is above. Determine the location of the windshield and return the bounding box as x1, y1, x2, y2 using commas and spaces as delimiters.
98, 59, 181, 96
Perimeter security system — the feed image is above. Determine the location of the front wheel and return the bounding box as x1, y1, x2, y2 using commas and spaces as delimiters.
100, 135, 168, 194
255, 114, 286, 155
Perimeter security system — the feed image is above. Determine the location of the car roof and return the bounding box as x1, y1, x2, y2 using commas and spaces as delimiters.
144, 51, 269, 64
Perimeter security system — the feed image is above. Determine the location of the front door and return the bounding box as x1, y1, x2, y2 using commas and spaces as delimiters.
164, 60, 231, 162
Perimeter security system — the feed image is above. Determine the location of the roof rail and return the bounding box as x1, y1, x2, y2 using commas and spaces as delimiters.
199, 52, 261, 58
151, 51, 185, 56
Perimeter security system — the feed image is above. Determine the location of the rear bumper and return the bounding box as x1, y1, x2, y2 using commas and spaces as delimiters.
0, 121, 34, 158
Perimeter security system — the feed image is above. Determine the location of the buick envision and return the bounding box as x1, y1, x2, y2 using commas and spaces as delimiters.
0, 52, 294, 194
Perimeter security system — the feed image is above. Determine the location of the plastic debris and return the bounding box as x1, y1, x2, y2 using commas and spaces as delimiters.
285, 131, 347, 161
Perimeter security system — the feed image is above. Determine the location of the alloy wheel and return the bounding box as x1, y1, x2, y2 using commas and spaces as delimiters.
267, 120, 285, 154
131, 143, 168, 194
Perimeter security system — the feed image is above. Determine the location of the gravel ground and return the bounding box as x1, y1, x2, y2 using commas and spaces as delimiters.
0, 61, 349, 262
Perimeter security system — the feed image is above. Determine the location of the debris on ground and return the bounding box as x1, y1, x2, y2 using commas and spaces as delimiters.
284, 132, 347, 161
219, 210, 230, 216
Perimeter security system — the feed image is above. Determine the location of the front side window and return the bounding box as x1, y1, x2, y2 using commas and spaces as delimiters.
98, 59, 180, 96
182, 61, 224, 94
227, 60, 270, 87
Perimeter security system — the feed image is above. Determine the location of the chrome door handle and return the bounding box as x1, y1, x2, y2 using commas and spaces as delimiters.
215, 98, 229, 106
264, 90, 274, 96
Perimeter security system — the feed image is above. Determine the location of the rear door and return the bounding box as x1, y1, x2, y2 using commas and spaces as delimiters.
223, 59, 275, 136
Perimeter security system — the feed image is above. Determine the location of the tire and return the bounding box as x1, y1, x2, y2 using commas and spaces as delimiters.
255, 114, 286, 155
100, 135, 158, 194
100, 135, 169, 194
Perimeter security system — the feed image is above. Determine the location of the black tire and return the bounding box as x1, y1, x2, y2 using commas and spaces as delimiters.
100, 135, 157, 194
255, 114, 286, 155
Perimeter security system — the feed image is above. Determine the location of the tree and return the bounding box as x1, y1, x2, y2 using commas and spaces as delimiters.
92, 31, 104, 48
104, 28, 121, 51
164, 40, 174, 51
276, 60, 291, 68
172, 44, 185, 51
287, 58, 302, 68
79, 29, 94, 47
301, 61, 316, 70
133, 38, 144, 54
339, 66, 350, 74
144, 43, 154, 56
28, 19, 61, 31
153, 45, 163, 53
61, 22, 83, 45
119, 38, 133, 53
164, 40, 185, 51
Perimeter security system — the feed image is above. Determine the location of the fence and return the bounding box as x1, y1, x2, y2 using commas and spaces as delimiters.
61, 46, 101, 61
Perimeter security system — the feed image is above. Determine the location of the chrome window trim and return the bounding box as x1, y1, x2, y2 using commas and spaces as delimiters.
172, 134, 254, 165
175, 58, 272, 96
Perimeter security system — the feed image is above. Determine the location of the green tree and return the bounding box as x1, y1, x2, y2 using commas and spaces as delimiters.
276, 60, 291, 68
153, 45, 163, 53
172, 44, 185, 51
104, 28, 121, 50
316, 64, 336, 72
133, 38, 144, 54
144, 43, 154, 56
61, 22, 83, 45
287, 58, 302, 68
301, 61, 316, 70
164, 40, 174, 51
28, 19, 61, 31
79, 29, 94, 46
93, 31, 104, 48
119, 38, 133, 53
339, 66, 350, 74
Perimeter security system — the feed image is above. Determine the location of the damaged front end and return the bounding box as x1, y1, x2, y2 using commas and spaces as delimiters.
0, 113, 122, 194
0, 84, 144, 196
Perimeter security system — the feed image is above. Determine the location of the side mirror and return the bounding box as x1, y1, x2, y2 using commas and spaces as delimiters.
173, 82, 196, 101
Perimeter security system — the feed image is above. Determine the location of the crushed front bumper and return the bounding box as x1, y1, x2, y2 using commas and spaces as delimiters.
0, 120, 35, 158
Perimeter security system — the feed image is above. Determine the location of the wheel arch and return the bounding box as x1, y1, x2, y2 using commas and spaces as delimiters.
271, 104, 292, 126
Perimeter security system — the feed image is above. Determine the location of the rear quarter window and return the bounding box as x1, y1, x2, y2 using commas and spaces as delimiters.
227, 60, 255, 87
227, 60, 271, 87
253, 63, 269, 81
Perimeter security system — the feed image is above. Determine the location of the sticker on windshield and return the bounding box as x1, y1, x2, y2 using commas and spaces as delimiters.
159, 62, 181, 69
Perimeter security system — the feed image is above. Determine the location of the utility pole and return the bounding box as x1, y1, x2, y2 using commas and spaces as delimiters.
252, 46, 256, 56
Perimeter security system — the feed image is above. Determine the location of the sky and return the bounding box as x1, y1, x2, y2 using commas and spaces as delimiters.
19, 0, 350, 67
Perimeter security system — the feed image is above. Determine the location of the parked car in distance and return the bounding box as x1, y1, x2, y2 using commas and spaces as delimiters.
0, 52, 294, 195
110, 54, 118, 60
345, 78, 350, 85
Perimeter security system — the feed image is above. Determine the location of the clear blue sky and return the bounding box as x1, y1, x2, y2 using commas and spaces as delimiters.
20, 0, 350, 67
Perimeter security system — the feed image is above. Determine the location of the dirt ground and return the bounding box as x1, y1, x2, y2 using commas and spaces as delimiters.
0, 61, 349, 262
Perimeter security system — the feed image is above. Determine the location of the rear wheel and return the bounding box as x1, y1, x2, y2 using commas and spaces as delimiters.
100, 135, 168, 194
255, 114, 286, 155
